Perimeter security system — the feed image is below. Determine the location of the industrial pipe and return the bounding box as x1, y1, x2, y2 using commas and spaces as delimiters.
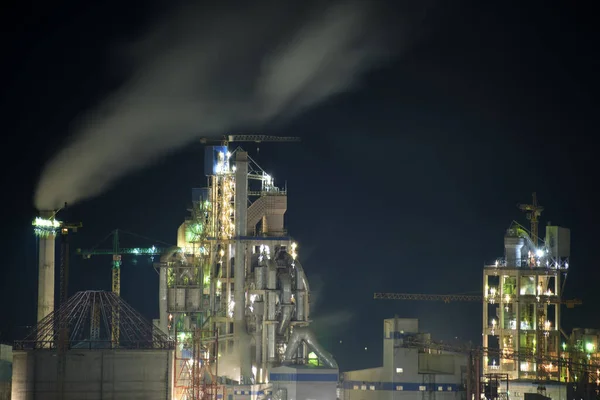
294, 260, 310, 321
266, 260, 277, 362
278, 273, 293, 335
283, 327, 338, 369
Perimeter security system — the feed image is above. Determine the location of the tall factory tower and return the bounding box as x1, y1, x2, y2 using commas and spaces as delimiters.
156, 139, 337, 396
33, 211, 61, 323
482, 194, 570, 381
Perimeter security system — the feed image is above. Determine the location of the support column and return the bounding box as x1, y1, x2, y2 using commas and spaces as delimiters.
234, 151, 251, 380
36, 210, 57, 324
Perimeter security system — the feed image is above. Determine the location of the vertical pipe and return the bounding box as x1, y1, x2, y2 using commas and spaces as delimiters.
267, 262, 277, 363
234, 151, 250, 379
475, 355, 481, 400
482, 270, 488, 376
160, 266, 168, 335
255, 318, 263, 380
296, 292, 305, 321
467, 352, 473, 400
515, 270, 521, 379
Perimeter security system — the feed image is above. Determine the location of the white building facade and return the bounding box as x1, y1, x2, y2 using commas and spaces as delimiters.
341, 319, 467, 400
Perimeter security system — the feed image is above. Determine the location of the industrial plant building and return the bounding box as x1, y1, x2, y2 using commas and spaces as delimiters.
14, 136, 338, 399
341, 318, 468, 400
479, 195, 600, 400
10, 135, 600, 400
480, 196, 571, 400
159, 141, 338, 398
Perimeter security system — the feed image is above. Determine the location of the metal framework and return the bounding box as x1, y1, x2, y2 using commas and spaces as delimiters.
373, 292, 582, 308
200, 134, 301, 146
188, 329, 222, 400
401, 337, 600, 399
14, 291, 174, 351
76, 229, 170, 345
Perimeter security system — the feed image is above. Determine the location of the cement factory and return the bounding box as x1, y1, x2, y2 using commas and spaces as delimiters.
2, 137, 600, 400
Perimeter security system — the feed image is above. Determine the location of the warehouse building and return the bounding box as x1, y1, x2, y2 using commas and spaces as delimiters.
341, 318, 467, 400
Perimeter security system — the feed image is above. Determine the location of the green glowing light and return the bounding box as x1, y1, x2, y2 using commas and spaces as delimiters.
307, 352, 319, 366
586, 342, 595, 353
185, 223, 204, 242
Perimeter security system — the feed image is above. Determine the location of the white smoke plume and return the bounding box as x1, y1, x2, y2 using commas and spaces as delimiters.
34, 0, 400, 210
309, 273, 356, 334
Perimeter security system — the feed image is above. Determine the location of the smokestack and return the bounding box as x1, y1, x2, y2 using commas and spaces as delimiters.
33, 210, 60, 323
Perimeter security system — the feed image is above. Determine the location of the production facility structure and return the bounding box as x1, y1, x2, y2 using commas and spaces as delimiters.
155, 138, 338, 399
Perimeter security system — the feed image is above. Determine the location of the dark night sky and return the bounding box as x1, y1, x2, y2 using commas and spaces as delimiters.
0, 0, 598, 372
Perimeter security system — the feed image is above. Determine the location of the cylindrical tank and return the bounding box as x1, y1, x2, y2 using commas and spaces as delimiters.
167, 289, 177, 312
176, 289, 186, 310
186, 288, 201, 311
255, 266, 266, 290
267, 263, 277, 290
504, 236, 525, 267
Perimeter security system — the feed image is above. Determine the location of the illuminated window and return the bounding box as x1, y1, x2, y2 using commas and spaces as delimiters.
369, 385, 375, 391
396, 367, 403, 374
438, 386, 443, 391
419, 386, 426, 391
396, 386, 404, 391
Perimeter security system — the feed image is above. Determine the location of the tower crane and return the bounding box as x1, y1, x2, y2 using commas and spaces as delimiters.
518, 192, 544, 246
76, 229, 170, 343
200, 134, 301, 152
76, 229, 168, 297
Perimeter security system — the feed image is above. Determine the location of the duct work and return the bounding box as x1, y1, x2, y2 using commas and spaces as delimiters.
283, 327, 338, 369
246, 246, 333, 376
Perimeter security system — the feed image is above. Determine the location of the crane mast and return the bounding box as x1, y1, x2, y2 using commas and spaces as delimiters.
76, 229, 168, 345
518, 192, 544, 246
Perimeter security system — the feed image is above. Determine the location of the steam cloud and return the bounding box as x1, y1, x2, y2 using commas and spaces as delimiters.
34, 0, 396, 210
